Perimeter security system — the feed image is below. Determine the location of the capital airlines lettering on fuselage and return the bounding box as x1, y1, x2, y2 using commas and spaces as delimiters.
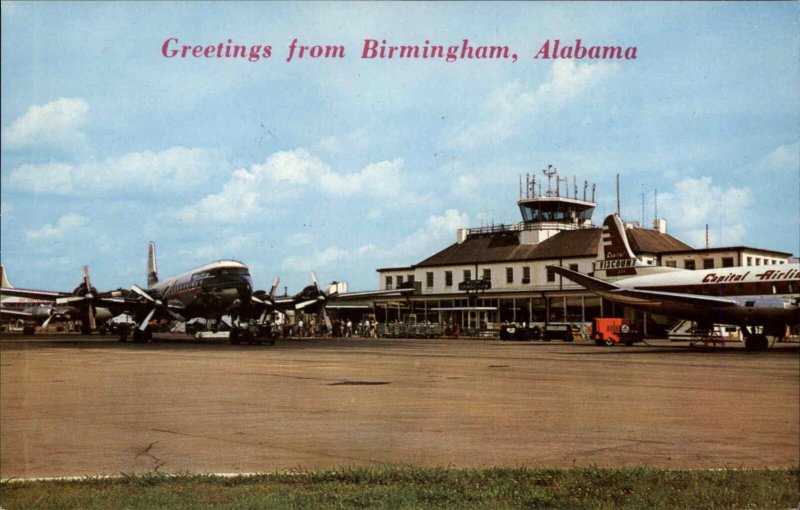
548, 213, 799, 351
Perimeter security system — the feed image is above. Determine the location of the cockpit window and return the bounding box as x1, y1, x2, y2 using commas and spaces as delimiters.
220, 268, 250, 276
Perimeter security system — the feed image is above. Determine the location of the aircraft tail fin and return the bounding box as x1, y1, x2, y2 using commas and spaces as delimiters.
147, 242, 158, 287
594, 214, 681, 280
0, 265, 12, 288
595, 214, 640, 279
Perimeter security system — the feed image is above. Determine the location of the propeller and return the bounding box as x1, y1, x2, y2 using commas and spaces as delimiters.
41, 308, 57, 329
55, 266, 102, 332
310, 271, 331, 331
254, 276, 280, 323
130, 283, 184, 331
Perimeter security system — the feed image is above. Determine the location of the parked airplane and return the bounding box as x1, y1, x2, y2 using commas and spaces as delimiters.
548, 214, 800, 351
1, 265, 116, 333
122, 242, 260, 342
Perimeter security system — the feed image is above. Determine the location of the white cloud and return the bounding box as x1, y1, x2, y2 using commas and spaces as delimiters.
762, 142, 799, 173
287, 233, 313, 246
281, 246, 349, 272
452, 175, 479, 198
317, 136, 341, 153
390, 209, 469, 260
178, 148, 405, 223
2, 98, 89, 150
8, 146, 222, 195
26, 213, 88, 241
657, 176, 751, 247
449, 60, 617, 149
179, 235, 257, 262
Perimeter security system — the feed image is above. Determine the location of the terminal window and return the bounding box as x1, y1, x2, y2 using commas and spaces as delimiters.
747, 257, 752, 265
722, 257, 734, 267
407, 274, 415, 283
463, 269, 471, 282
397, 275, 404, 286
445, 271, 453, 287
703, 259, 714, 269
547, 268, 556, 282
684, 260, 696, 270
385, 275, 393, 290
665, 261, 677, 268
522, 266, 531, 284
426, 272, 434, 288
505, 267, 513, 284
569, 263, 579, 272
483, 268, 491, 281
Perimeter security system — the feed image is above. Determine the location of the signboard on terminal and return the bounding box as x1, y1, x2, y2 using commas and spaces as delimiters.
459, 279, 492, 291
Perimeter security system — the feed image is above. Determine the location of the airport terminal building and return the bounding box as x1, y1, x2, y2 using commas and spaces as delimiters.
365, 173, 792, 333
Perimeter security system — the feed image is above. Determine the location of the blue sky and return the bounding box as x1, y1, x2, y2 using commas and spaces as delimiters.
1, 2, 798, 292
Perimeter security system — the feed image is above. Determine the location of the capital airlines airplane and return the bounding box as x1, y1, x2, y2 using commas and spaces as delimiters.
548, 214, 799, 351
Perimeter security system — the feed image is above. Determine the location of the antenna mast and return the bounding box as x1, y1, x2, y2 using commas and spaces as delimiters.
542, 165, 557, 197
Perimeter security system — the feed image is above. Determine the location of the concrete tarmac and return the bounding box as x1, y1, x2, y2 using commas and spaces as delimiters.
1, 334, 798, 478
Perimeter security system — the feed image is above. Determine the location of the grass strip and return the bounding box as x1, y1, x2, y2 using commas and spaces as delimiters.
1, 465, 798, 509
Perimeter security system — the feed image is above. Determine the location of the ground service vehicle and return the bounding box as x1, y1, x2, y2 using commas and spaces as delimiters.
541, 323, 576, 342
592, 318, 643, 346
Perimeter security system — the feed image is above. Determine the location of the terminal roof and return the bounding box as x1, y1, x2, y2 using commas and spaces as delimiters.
413, 227, 691, 268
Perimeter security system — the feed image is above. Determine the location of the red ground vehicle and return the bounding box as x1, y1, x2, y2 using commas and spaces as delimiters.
592, 318, 643, 346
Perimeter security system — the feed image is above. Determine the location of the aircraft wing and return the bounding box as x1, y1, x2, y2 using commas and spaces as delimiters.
0, 287, 68, 301
547, 265, 739, 308
327, 288, 415, 300
0, 306, 40, 319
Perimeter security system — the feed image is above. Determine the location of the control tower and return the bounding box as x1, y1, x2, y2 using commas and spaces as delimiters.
517, 165, 596, 245
456, 165, 597, 246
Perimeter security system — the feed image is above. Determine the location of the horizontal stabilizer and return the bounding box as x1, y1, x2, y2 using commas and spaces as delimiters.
547, 266, 618, 292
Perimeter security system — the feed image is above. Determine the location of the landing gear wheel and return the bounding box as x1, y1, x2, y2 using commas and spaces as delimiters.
745, 334, 769, 351
605, 338, 615, 347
